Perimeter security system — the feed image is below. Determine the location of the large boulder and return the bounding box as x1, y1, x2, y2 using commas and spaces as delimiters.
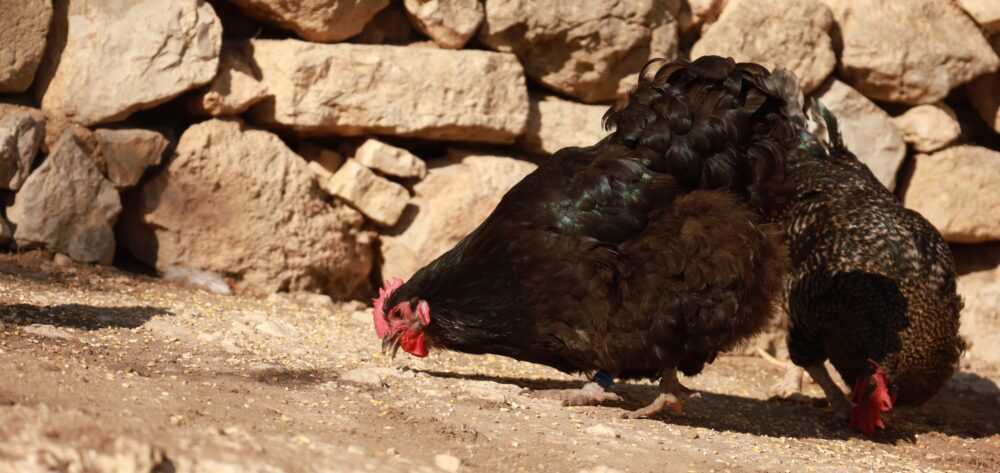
36, 0, 222, 125
0, 104, 46, 190
93, 129, 169, 189
7, 131, 121, 264
820, 0, 999, 104
815, 80, 906, 190
403, 0, 484, 49
380, 150, 536, 280
891, 103, 961, 153
478, 0, 679, 103
249, 39, 528, 144
518, 94, 608, 156
0, 0, 52, 93
967, 73, 1000, 134
227, 0, 389, 42
119, 119, 372, 298
903, 146, 1000, 244
186, 42, 268, 117
691, 0, 835, 93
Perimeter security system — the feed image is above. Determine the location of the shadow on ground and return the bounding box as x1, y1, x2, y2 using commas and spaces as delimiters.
0, 304, 170, 330
420, 369, 1000, 442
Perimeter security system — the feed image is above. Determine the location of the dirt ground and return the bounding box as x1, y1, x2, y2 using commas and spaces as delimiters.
1, 253, 998, 473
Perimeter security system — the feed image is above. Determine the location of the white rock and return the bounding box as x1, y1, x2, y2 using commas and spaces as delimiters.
7, 131, 121, 264
250, 39, 528, 143
161, 266, 232, 295
187, 42, 268, 117
956, 0, 1000, 33
228, 0, 389, 42
479, 0, 679, 102
403, 0, 484, 49
354, 139, 427, 178
815, 80, 906, 190
0, 0, 52, 93
903, 146, 1000, 244
967, 72, 1000, 134
380, 150, 536, 280
320, 159, 410, 227
518, 94, 609, 156
119, 119, 372, 297
584, 424, 620, 438
891, 104, 961, 153
820, 0, 1000, 104
692, 0, 835, 93
434, 453, 461, 473
36, 0, 222, 125
94, 128, 168, 189
254, 319, 298, 339
0, 103, 45, 190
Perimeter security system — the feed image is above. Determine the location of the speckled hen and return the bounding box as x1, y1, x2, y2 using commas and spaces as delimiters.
371, 56, 796, 419
768, 90, 964, 436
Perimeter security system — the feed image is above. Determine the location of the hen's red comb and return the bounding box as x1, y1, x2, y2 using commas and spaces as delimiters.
850, 359, 893, 436
372, 277, 404, 338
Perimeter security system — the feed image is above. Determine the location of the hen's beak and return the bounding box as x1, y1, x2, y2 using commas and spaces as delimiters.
381, 332, 402, 359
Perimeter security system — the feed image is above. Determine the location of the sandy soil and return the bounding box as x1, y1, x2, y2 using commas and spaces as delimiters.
1, 252, 998, 473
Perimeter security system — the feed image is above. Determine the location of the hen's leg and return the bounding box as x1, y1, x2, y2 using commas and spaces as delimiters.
623, 368, 693, 419
530, 372, 622, 406
770, 364, 805, 398
805, 364, 852, 420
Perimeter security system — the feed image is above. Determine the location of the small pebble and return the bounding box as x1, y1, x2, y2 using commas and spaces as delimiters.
434, 453, 461, 472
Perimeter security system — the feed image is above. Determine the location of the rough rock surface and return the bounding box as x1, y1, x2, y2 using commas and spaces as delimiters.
957, 0, 1000, 33
7, 131, 121, 264
299, 142, 345, 175
967, 73, 1000, 134
0, 0, 52, 93
892, 104, 961, 153
93, 128, 169, 189
354, 139, 426, 179
0, 104, 45, 190
250, 39, 528, 143
119, 119, 372, 297
692, 0, 834, 94
957, 261, 1000, 366
356, 3, 418, 45
187, 42, 268, 117
319, 158, 410, 227
36, 0, 223, 125
815, 80, 906, 190
518, 94, 608, 156
821, 0, 1000, 104
228, 0, 389, 42
679, 0, 727, 35
403, 0, 484, 49
903, 146, 1000, 244
380, 150, 536, 280
478, 0, 679, 103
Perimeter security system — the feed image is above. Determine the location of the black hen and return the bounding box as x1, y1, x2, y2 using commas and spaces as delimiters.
373, 56, 794, 418
768, 91, 964, 435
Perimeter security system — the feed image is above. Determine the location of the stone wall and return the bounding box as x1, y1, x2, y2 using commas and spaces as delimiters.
1, 0, 998, 356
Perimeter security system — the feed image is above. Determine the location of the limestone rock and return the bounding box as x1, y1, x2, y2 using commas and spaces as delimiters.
187, 42, 268, 117
119, 119, 372, 297
0, 0, 52, 93
380, 150, 536, 280
821, 0, 1000, 104
518, 94, 608, 156
892, 104, 961, 153
903, 146, 1000, 244
967, 73, 1000, 134
94, 128, 169, 189
228, 0, 389, 42
354, 139, 426, 178
478, 0, 679, 103
319, 159, 409, 227
815, 80, 906, 190
691, 0, 835, 93
403, 0, 484, 49
250, 39, 528, 143
957, 0, 1000, 33
957, 263, 1000, 367
7, 131, 121, 264
0, 104, 46, 190
36, 0, 222, 125
299, 142, 345, 176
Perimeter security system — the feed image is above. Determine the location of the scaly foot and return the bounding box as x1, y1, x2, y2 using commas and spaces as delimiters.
770, 364, 805, 399
623, 368, 694, 419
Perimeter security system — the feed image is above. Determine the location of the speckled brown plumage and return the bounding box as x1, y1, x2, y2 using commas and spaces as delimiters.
770, 106, 964, 408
